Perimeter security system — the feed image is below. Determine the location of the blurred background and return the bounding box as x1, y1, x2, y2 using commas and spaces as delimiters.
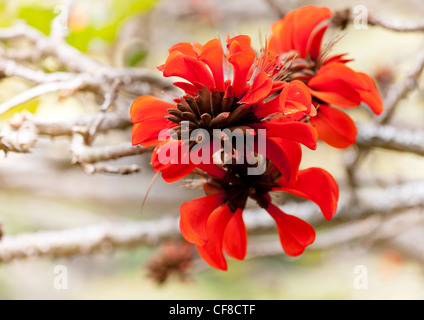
1, 0, 424, 300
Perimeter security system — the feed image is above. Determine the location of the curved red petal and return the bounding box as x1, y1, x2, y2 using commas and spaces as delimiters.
229, 51, 256, 98
223, 209, 247, 260
312, 63, 369, 91
180, 193, 224, 246
274, 138, 302, 185
323, 54, 353, 65
227, 35, 254, 53
227, 36, 256, 98
130, 95, 175, 146
151, 140, 196, 183
310, 104, 358, 148
255, 136, 292, 181
131, 120, 173, 147
253, 95, 282, 119
256, 121, 318, 150
162, 164, 195, 182
239, 71, 273, 105
268, 6, 332, 57
168, 42, 200, 57
197, 163, 226, 180
130, 95, 175, 124
357, 72, 384, 115
280, 80, 312, 115
196, 204, 233, 270
173, 81, 199, 96
292, 6, 332, 58
267, 11, 296, 54
266, 203, 316, 256
162, 51, 214, 88
307, 24, 328, 61
309, 78, 362, 108
279, 167, 339, 220
199, 38, 225, 92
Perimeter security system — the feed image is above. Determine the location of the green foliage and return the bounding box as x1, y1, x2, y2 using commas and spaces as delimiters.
17, 5, 57, 35
126, 47, 149, 67
0, 0, 158, 52
66, 0, 159, 52
0, 98, 39, 121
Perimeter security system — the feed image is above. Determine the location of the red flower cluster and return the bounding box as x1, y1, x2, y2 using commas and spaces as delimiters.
130, 5, 383, 270
267, 5, 383, 148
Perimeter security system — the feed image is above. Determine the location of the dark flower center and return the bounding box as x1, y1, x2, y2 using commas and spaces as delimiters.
282, 50, 317, 83
207, 162, 282, 212
165, 86, 259, 148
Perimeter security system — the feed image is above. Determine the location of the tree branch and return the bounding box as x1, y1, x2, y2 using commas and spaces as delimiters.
355, 122, 424, 156
332, 8, 424, 32
2, 180, 424, 262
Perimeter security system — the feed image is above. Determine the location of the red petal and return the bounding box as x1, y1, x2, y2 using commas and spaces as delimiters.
239, 71, 273, 105
227, 36, 256, 97
151, 140, 196, 183
223, 209, 247, 260
310, 104, 358, 148
357, 72, 384, 115
253, 95, 282, 119
268, 6, 332, 57
173, 81, 199, 96
323, 53, 353, 65
280, 80, 312, 115
278, 167, 339, 220
254, 121, 318, 150
180, 193, 224, 246
162, 51, 214, 88
274, 138, 302, 185
312, 63, 369, 91
253, 136, 292, 181
309, 78, 362, 108
130, 95, 176, 146
227, 35, 254, 53
161, 163, 196, 183
292, 6, 332, 58
307, 24, 328, 61
268, 12, 296, 54
197, 163, 226, 180
168, 42, 199, 57
130, 95, 175, 124
199, 38, 225, 92
131, 120, 173, 147
196, 204, 233, 270
266, 203, 316, 256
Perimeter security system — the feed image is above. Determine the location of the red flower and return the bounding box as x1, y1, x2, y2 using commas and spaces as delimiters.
180, 150, 339, 271
130, 32, 341, 271
131, 35, 319, 182
267, 5, 384, 148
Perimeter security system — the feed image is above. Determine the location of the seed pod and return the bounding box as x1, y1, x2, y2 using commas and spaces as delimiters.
226, 105, 250, 123
182, 111, 199, 124
165, 115, 181, 124
201, 113, 212, 127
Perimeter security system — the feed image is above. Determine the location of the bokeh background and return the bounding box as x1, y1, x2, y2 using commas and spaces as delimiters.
1, 0, 424, 300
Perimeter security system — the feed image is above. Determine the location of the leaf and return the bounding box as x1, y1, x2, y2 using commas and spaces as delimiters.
126, 48, 148, 67
17, 5, 56, 36
65, 0, 159, 52
0, 98, 40, 121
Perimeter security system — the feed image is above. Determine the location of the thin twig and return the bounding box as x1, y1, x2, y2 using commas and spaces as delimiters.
0, 77, 89, 115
